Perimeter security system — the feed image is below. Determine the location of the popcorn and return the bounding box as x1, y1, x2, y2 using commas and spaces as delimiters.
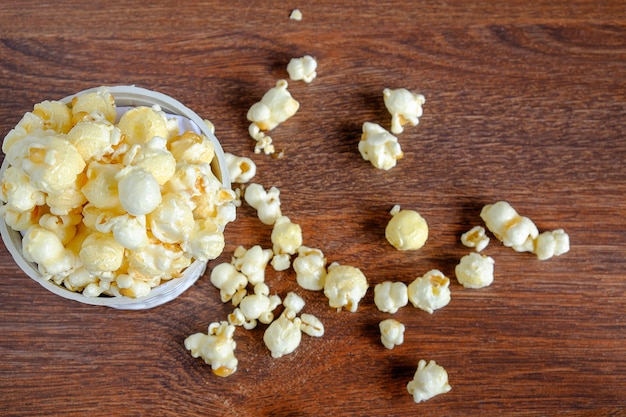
244, 183, 282, 225
289, 8, 302, 21
263, 309, 302, 358
383, 88, 425, 135
287, 55, 318, 83
96, 213, 149, 251
300, 313, 324, 337
210, 262, 248, 303
461, 225, 490, 252
147, 193, 194, 244
127, 241, 191, 282
236, 282, 281, 327
271, 254, 291, 271
358, 122, 403, 170
293, 245, 327, 291
374, 281, 408, 314
116, 166, 162, 216
271, 215, 303, 256
117, 105, 172, 146
185, 321, 238, 377
480, 201, 538, 253
379, 319, 405, 349
247, 80, 299, 155
232, 245, 273, 285
534, 229, 570, 260
385, 205, 428, 251
70, 86, 116, 124
283, 291, 305, 315
22, 225, 75, 279
224, 152, 257, 184
407, 360, 451, 403
79, 231, 125, 278
323, 262, 369, 312
32, 100, 73, 134
66, 120, 121, 162
38, 212, 81, 245
168, 131, 215, 165
1, 165, 46, 212
408, 269, 451, 314
455, 252, 495, 289
81, 162, 122, 209
183, 219, 225, 262
124, 136, 176, 185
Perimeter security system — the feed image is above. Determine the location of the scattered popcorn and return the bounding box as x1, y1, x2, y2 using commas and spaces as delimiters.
185, 321, 238, 377
323, 262, 369, 312
408, 269, 451, 314
283, 291, 305, 315
407, 360, 451, 403
358, 122, 403, 170
224, 152, 257, 184
383, 87, 426, 135
244, 183, 282, 225
232, 245, 273, 285
289, 8, 302, 21
293, 245, 327, 291
271, 215, 303, 257
237, 282, 281, 327
247, 80, 299, 155
385, 205, 428, 251
300, 313, 324, 337
374, 281, 408, 314
263, 309, 303, 358
480, 201, 538, 253
534, 229, 570, 260
271, 253, 291, 271
210, 262, 248, 303
455, 252, 495, 289
379, 319, 405, 349
287, 55, 318, 83
461, 225, 490, 252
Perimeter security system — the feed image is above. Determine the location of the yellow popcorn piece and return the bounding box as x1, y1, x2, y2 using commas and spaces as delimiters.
323, 262, 369, 312
70, 86, 116, 124
185, 321, 238, 377
385, 205, 428, 251
117, 106, 170, 146
168, 131, 215, 165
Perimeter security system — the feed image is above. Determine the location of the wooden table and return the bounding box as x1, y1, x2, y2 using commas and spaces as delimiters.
1, 1, 625, 415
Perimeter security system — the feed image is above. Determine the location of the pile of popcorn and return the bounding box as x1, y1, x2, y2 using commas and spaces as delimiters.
0, 87, 236, 299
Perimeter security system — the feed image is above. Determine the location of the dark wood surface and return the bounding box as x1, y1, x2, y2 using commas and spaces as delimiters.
1, 1, 625, 416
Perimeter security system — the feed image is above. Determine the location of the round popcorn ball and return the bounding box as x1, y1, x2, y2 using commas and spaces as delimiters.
385, 205, 428, 251
323, 262, 369, 312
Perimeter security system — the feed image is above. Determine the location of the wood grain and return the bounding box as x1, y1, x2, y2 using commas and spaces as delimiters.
1, 1, 625, 416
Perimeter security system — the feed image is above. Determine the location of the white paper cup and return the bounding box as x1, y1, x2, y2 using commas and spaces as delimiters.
0, 85, 231, 309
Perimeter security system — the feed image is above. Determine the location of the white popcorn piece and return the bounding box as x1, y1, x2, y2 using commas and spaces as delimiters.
64, 267, 98, 293
300, 313, 324, 337
358, 122, 403, 170
32, 100, 73, 134
385, 205, 428, 251
283, 291, 305, 315
117, 106, 171, 146
185, 321, 238, 377
455, 252, 495, 289
147, 193, 194, 244
210, 262, 248, 303
289, 8, 302, 21
183, 219, 225, 262
293, 246, 327, 291
408, 269, 451, 314
70, 86, 116, 124
116, 166, 162, 216
263, 310, 302, 358
374, 281, 408, 314
38, 212, 81, 245
124, 136, 177, 186
66, 120, 121, 162
461, 225, 490, 252
79, 231, 125, 278
127, 241, 191, 282
379, 319, 405, 350
238, 282, 281, 327
22, 225, 75, 279
232, 245, 273, 285
323, 262, 369, 312
168, 131, 215, 165
271, 215, 303, 256
45, 178, 88, 216
480, 201, 538, 253
271, 253, 291, 271
244, 183, 282, 225
96, 213, 149, 251
534, 229, 570, 260
224, 152, 257, 184
81, 161, 122, 209
287, 55, 317, 83
407, 360, 451, 403
114, 274, 152, 298
0, 165, 46, 212
383, 87, 425, 135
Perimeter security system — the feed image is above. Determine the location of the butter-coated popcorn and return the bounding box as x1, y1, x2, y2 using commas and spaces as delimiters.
117, 105, 172, 146
480, 201, 538, 253
238, 282, 281, 326
70, 86, 116, 124
38, 212, 81, 246
127, 241, 191, 282
22, 225, 75, 279
168, 131, 215, 165
534, 229, 570, 260
96, 213, 149, 251
300, 313, 324, 337
66, 120, 121, 162
185, 321, 238, 377
232, 245, 273, 285
210, 262, 248, 303
32, 100, 73, 134
455, 252, 495, 289
2, 204, 44, 232
224, 152, 257, 184
79, 231, 125, 278
408, 269, 451, 314
407, 360, 451, 403
287, 55, 318, 83
183, 219, 225, 262
116, 166, 162, 216
271, 253, 291, 271
283, 291, 306, 315
293, 245, 327, 291
244, 183, 282, 225
385, 205, 428, 251
271, 215, 303, 256
45, 176, 88, 216
124, 136, 176, 186
323, 262, 369, 312
1, 165, 45, 212
147, 193, 194, 244
81, 162, 122, 209
358, 122, 403, 170
461, 225, 490, 252
374, 281, 408, 314
263, 310, 303, 358
383, 88, 426, 135
379, 319, 405, 349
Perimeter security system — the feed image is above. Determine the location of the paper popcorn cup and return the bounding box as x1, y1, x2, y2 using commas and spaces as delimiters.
0, 85, 232, 309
